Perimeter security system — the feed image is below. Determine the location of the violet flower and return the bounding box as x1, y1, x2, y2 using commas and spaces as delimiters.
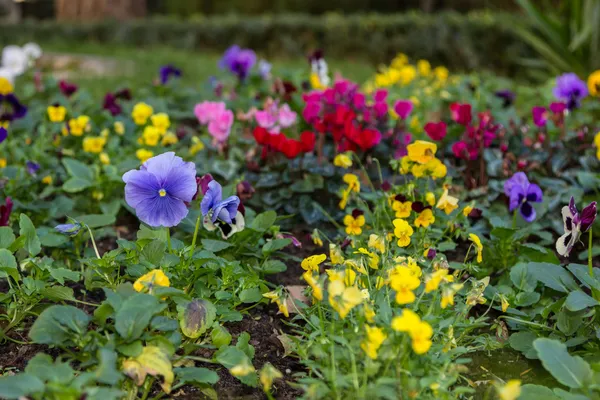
556, 197, 597, 257
159, 65, 182, 85
26, 161, 40, 176
0, 197, 12, 227
219, 45, 256, 80
103, 93, 122, 116
504, 172, 543, 222
258, 60, 271, 80
0, 93, 27, 123
200, 180, 244, 239
0, 126, 6, 144
122, 152, 197, 227
553, 73, 588, 110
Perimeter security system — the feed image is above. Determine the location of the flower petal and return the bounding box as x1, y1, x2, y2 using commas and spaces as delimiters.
135, 194, 189, 227
525, 184, 543, 203
212, 196, 240, 224
123, 169, 161, 209
520, 202, 536, 222
504, 172, 529, 198
580, 201, 597, 232
201, 180, 222, 216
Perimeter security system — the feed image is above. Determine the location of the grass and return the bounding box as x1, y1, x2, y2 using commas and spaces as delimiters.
37, 41, 377, 99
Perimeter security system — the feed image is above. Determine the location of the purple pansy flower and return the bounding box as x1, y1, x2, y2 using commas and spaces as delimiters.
200, 180, 244, 239
0, 127, 7, 144
556, 197, 597, 257
553, 73, 588, 110
59, 80, 78, 97
0, 93, 27, 123
103, 93, 122, 116
26, 161, 40, 176
159, 65, 182, 85
219, 45, 256, 80
123, 152, 197, 228
495, 89, 515, 108
504, 172, 543, 222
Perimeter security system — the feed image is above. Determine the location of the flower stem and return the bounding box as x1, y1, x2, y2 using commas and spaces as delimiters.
86, 226, 101, 259
189, 214, 201, 258
512, 209, 517, 229
588, 227, 594, 277
166, 227, 171, 252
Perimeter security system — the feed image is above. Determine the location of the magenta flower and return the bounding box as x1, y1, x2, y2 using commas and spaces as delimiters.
504, 172, 543, 222
532, 106, 547, 127
450, 103, 472, 125
550, 102, 566, 114
255, 109, 278, 129
207, 109, 234, 143
424, 121, 447, 141
0, 197, 12, 227
194, 101, 226, 125
393, 100, 413, 120
557, 197, 597, 257
123, 152, 197, 227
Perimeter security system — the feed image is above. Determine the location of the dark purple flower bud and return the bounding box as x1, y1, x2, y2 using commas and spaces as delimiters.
495, 89, 515, 108
55, 220, 83, 236
395, 194, 407, 202
426, 248, 437, 260
580, 202, 597, 232
0, 197, 12, 227
381, 180, 391, 192
5, 94, 27, 119
198, 174, 214, 196
59, 80, 78, 97
236, 181, 255, 202
103, 93, 122, 116
26, 161, 40, 176
351, 209, 364, 218
115, 88, 132, 100
468, 208, 483, 219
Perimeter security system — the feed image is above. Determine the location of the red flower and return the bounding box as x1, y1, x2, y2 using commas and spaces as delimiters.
450, 103, 472, 125
281, 139, 303, 159
253, 126, 269, 145
355, 128, 382, 151
300, 131, 316, 152
424, 121, 447, 141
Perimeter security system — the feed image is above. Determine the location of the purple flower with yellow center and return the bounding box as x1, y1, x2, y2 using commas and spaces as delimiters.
123, 152, 197, 227
504, 172, 543, 222
553, 73, 588, 110
26, 161, 40, 176
159, 65, 182, 85
201, 180, 244, 239
556, 197, 597, 257
219, 45, 256, 80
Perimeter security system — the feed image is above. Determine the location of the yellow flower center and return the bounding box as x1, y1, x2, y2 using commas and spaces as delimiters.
159, 189, 167, 197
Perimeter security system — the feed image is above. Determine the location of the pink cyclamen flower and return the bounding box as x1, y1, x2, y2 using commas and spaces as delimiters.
452, 141, 469, 160
254, 109, 278, 129
424, 121, 447, 141
373, 89, 388, 102
450, 103, 472, 126
373, 101, 388, 119
208, 109, 234, 142
277, 104, 297, 128
532, 106, 547, 127
194, 101, 226, 124
393, 100, 413, 120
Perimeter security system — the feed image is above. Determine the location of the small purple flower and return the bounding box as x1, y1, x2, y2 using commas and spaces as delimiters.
26, 161, 40, 176
504, 172, 543, 222
532, 106, 547, 127
556, 197, 597, 257
123, 152, 197, 227
200, 180, 245, 239
159, 65, 182, 85
219, 45, 256, 80
55, 218, 82, 236
553, 73, 588, 110
0, 93, 27, 123
426, 248, 437, 260
495, 89, 515, 108
59, 80, 78, 97
258, 60, 271, 80
0, 127, 6, 144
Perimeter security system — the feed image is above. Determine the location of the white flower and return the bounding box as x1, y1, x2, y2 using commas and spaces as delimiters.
23, 43, 42, 61
2, 45, 28, 76
0, 67, 16, 84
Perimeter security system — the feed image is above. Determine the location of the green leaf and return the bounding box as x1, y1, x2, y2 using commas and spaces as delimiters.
19, 214, 41, 257
0, 248, 19, 282
95, 348, 122, 385
236, 332, 255, 359
249, 211, 277, 233
39, 232, 68, 247
262, 239, 291, 255
510, 262, 537, 292
49, 268, 80, 285
527, 262, 579, 293
77, 214, 116, 228
533, 338, 592, 388
566, 263, 600, 291
151, 316, 178, 332
115, 293, 165, 341
519, 384, 560, 400
0, 227, 16, 249
25, 353, 74, 384
509, 331, 539, 359
515, 292, 541, 307
215, 346, 258, 387
177, 299, 216, 339
62, 177, 92, 193
62, 158, 94, 181
201, 239, 232, 253
39, 286, 76, 302
174, 367, 219, 385
211, 325, 232, 349
564, 290, 600, 311
259, 259, 287, 274
141, 239, 166, 265
239, 287, 262, 303
29, 305, 90, 345
0, 373, 44, 399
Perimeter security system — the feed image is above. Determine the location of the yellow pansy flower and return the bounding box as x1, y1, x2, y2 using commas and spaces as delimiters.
425, 192, 435, 206
498, 380, 521, 400
161, 132, 178, 146
406, 140, 437, 164
100, 152, 110, 165
398, 65, 417, 85
259, 363, 282, 392
0, 158, 6, 168
440, 283, 463, 309
436, 188, 459, 215
302, 270, 323, 301
463, 205, 473, 217
360, 325, 387, 360
343, 214, 365, 236
424, 269, 453, 293
47, 105, 67, 122
368, 234, 385, 253
343, 173, 360, 192
0, 77, 13, 95
391, 309, 421, 332
392, 200, 412, 218
417, 60, 431, 76
469, 233, 483, 263
189, 136, 205, 156
433, 66, 449, 82
393, 218, 413, 247
389, 267, 420, 304
425, 157, 447, 179
410, 321, 433, 354
42, 175, 53, 185
82, 136, 107, 154
301, 254, 327, 272
136, 148, 154, 163
414, 209, 435, 228
588, 70, 600, 97
151, 112, 170, 134
328, 280, 363, 319
114, 121, 125, 135
132, 102, 154, 125
68, 115, 90, 136
334, 153, 353, 168
263, 290, 289, 318
330, 244, 344, 265
133, 269, 170, 293
142, 125, 161, 146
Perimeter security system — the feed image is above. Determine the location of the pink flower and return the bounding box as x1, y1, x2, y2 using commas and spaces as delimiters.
195, 101, 226, 124
452, 141, 469, 159
255, 110, 278, 129
373, 101, 388, 119
532, 106, 547, 127
550, 102, 566, 115
277, 104, 297, 128
393, 100, 413, 120
208, 109, 234, 142
352, 93, 366, 109
450, 103, 472, 126
373, 89, 388, 102
302, 101, 322, 123
424, 121, 447, 141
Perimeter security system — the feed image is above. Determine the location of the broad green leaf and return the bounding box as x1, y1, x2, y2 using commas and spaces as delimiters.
62, 177, 92, 193
0, 248, 19, 282
0, 226, 16, 249
236, 332, 255, 359
527, 262, 579, 293
211, 325, 232, 349
515, 292, 540, 307
39, 286, 76, 302
25, 353, 74, 384
177, 299, 216, 339
141, 239, 166, 265
509, 331, 539, 359
510, 262, 537, 292
249, 211, 277, 233
174, 367, 219, 385
533, 338, 592, 388
94, 348, 122, 385
215, 346, 258, 387
519, 384, 560, 400
566, 263, 600, 291
49, 268, 80, 284
262, 239, 291, 255
0, 373, 44, 399
259, 259, 287, 274
62, 158, 94, 181
19, 214, 41, 257
564, 290, 600, 311
151, 316, 178, 332
115, 293, 165, 341
201, 239, 232, 253
239, 287, 262, 303
29, 305, 90, 345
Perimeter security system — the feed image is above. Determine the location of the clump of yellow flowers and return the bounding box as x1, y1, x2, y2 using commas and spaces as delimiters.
400, 140, 447, 179
131, 103, 179, 163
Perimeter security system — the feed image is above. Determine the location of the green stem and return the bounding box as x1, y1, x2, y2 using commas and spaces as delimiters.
166, 227, 172, 252
512, 209, 517, 229
588, 228, 594, 277
189, 214, 201, 258
87, 226, 101, 259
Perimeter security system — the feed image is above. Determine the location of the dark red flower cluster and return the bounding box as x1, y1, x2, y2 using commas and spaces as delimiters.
103, 88, 132, 116
253, 127, 315, 159
450, 103, 499, 160
302, 79, 384, 152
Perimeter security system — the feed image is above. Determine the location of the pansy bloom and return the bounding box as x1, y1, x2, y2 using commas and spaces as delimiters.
123, 152, 197, 227
556, 197, 597, 257
159, 65, 182, 85
201, 180, 245, 239
503, 172, 543, 222
553, 72, 588, 110
219, 45, 256, 80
